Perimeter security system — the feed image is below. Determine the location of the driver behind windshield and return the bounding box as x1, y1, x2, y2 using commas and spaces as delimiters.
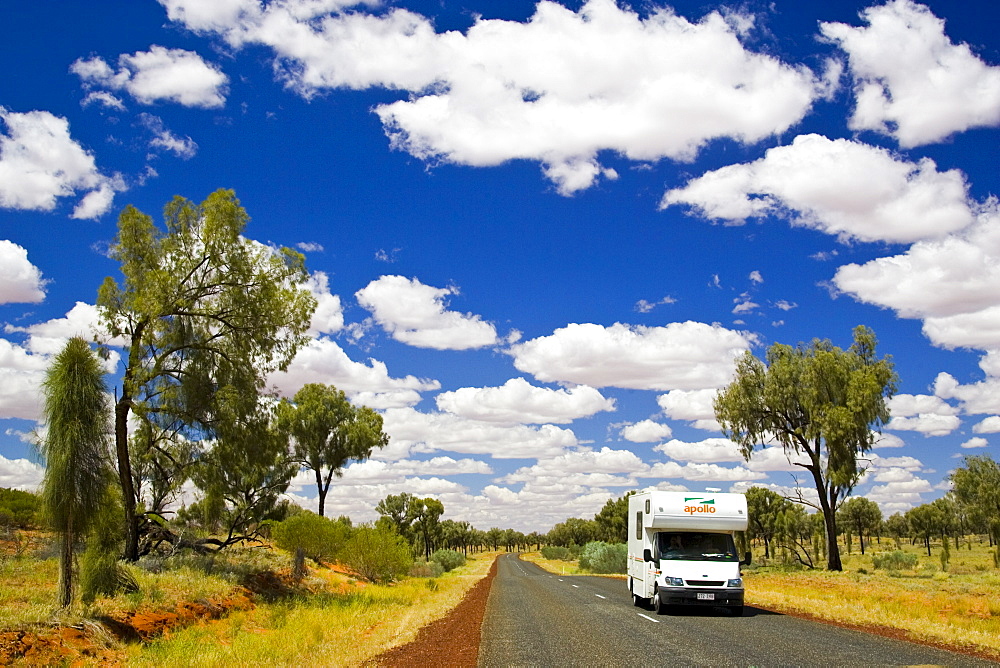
658, 532, 738, 561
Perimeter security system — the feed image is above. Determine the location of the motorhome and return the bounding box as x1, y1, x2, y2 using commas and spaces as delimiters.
627, 490, 750, 616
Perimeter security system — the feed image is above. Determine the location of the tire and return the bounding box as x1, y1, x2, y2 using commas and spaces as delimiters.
630, 578, 644, 607
729, 605, 744, 617
653, 588, 666, 615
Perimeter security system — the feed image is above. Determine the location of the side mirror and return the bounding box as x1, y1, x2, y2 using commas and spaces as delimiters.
740, 551, 752, 566
643, 549, 653, 563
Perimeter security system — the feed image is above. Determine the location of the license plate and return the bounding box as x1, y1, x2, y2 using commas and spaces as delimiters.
697, 593, 715, 601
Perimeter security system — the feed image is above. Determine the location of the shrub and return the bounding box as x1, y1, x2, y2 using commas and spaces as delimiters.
872, 550, 918, 571
430, 549, 466, 573
272, 512, 350, 563
540, 546, 571, 560
340, 524, 413, 584
578, 541, 627, 574
0, 488, 41, 529
410, 561, 445, 578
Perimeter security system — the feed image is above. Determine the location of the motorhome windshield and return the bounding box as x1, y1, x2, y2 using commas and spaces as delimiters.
657, 532, 738, 562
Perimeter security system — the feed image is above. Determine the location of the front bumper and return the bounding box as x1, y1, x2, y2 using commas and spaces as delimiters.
660, 587, 744, 606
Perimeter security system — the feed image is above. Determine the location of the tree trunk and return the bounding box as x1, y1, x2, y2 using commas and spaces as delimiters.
115, 397, 140, 562
315, 469, 327, 517
59, 517, 74, 608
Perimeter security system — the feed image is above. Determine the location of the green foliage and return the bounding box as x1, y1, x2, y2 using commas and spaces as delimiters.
98, 189, 317, 559
715, 326, 896, 571
189, 391, 298, 547
547, 517, 598, 547
578, 541, 627, 574
872, 550, 918, 571
340, 524, 413, 584
540, 546, 572, 560
277, 385, 389, 518
39, 337, 116, 606
430, 549, 466, 572
272, 512, 351, 563
80, 487, 138, 603
837, 497, 882, 555
0, 488, 41, 529
374, 493, 446, 559
593, 492, 634, 543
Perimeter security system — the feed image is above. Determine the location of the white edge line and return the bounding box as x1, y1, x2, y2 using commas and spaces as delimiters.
638, 613, 660, 624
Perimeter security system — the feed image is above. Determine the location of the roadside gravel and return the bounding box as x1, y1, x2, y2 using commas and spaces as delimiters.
368, 557, 498, 667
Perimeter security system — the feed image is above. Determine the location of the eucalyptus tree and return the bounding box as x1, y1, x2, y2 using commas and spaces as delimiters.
409, 497, 445, 559
97, 189, 316, 560
837, 496, 882, 555
39, 338, 115, 606
594, 491, 634, 543
744, 486, 787, 559
950, 455, 1000, 558
715, 326, 897, 571
376, 492, 416, 543
276, 383, 389, 517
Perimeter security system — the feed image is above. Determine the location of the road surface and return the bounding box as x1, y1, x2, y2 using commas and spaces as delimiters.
478, 553, 994, 667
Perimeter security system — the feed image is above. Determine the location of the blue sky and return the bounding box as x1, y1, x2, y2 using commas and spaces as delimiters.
1, 0, 999, 533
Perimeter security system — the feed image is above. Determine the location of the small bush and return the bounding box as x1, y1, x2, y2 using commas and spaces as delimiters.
872, 550, 918, 571
540, 546, 571, 560
578, 541, 627, 574
409, 561, 445, 578
340, 524, 413, 584
430, 549, 466, 573
272, 512, 350, 564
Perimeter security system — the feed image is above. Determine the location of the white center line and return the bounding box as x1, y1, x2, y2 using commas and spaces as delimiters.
572, 584, 579, 588
595, 594, 606, 599
638, 613, 660, 623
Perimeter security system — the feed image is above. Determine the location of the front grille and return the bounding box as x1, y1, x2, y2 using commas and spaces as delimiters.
685, 580, 724, 587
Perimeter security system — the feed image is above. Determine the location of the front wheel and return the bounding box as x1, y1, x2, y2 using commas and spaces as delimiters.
632, 591, 644, 607
652, 588, 667, 615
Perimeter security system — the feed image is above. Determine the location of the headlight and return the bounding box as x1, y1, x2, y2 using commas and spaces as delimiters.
664, 576, 684, 587
727, 578, 743, 588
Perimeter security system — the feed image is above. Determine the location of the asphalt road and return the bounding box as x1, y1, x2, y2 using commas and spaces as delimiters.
478, 553, 995, 667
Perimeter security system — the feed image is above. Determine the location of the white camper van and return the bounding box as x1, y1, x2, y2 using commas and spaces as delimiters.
627, 490, 750, 616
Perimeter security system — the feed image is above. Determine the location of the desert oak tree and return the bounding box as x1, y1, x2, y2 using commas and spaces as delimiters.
714, 326, 896, 571
276, 383, 389, 517
98, 190, 316, 560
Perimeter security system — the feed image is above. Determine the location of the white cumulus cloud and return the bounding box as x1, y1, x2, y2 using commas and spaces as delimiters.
621, 420, 672, 443
435, 377, 615, 425
662, 133, 973, 244
820, 0, 1000, 147
509, 321, 753, 391
356, 275, 498, 350
160, 0, 820, 194
0, 241, 46, 304
72, 45, 228, 108
0, 108, 120, 218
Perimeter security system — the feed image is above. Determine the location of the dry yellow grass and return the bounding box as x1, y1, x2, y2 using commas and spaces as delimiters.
125, 551, 500, 667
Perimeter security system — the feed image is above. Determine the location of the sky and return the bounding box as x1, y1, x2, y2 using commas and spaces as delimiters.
1, 0, 999, 534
